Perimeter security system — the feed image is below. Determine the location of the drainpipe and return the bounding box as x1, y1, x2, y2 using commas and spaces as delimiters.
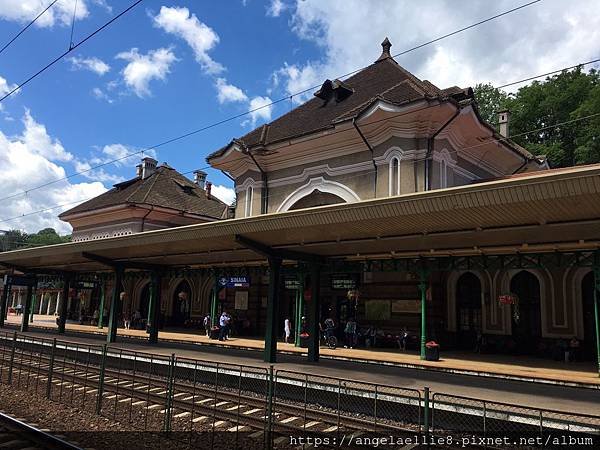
353, 119, 378, 198
425, 106, 460, 191
247, 151, 268, 215
140, 205, 154, 232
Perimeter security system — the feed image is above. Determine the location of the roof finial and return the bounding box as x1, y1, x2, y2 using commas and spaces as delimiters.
376, 37, 392, 62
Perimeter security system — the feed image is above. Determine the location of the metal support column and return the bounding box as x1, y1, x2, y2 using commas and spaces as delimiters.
264, 256, 281, 363
57, 276, 70, 334
418, 267, 429, 360
593, 265, 600, 377
21, 283, 34, 332
0, 278, 10, 327
29, 291, 36, 323
148, 272, 161, 344
107, 267, 123, 344
294, 272, 305, 347
307, 264, 321, 362
97, 282, 105, 329
210, 271, 219, 328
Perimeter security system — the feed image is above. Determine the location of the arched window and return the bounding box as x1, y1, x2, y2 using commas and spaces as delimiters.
440, 159, 448, 188
245, 186, 253, 217
389, 157, 400, 196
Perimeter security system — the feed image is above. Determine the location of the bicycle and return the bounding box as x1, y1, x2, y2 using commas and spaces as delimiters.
322, 331, 338, 349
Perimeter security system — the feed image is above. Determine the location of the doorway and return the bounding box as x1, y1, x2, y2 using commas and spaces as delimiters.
172, 280, 192, 326
581, 272, 596, 360
510, 271, 542, 354
455, 272, 482, 350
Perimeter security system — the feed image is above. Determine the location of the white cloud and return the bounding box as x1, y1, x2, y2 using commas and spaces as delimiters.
69, 56, 110, 75
271, 0, 600, 98
92, 87, 113, 103
116, 47, 177, 97
246, 96, 273, 127
153, 6, 224, 75
75, 144, 157, 183
215, 78, 248, 104
0, 110, 106, 234
211, 184, 236, 205
0, 75, 18, 110
267, 0, 286, 17
0, 0, 89, 28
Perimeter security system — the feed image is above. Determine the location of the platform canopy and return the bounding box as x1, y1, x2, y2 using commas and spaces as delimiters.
1, 165, 600, 274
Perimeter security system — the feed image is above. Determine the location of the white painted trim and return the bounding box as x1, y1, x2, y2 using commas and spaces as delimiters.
276, 177, 361, 212
374, 147, 427, 165
388, 156, 401, 196
568, 267, 592, 339
446, 270, 487, 333
268, 162, 373, 188
244, 186, 254, 218
235, 177, 261, 193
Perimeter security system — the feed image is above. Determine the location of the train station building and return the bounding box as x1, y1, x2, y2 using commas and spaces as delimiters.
0, 40, 599, 373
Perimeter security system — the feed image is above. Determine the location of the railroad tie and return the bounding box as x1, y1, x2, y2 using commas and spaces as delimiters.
214, 401, 228, 407
225, 405, 241, 411
131, 401, 146, 406
133, 384, 148, 390
105, 395, 118, 400
273, 436, 289, 446
147, 404, 162, 410
279, 416, 299, 424
118, 397, 132, 403
116, 381, 131, 386
243, 408, 262, 415
303, 421, 320, 429
227, 425, 247, 432
248, 431, 263, 439
181, 395, 194, 401
195, 398, 213, 404
322, 425, 338, 433
192, 416, 208, 423
212, 420, 226, 428
155, 390, 168, 395
174, 412, 191, 419
173, 392, 189, 398
149, 387, 163, 393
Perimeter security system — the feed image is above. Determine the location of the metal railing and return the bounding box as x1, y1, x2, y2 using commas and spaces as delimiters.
0, 330, 599, 449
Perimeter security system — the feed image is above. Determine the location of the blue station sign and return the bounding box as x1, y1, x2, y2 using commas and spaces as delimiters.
218, 276, 250, 288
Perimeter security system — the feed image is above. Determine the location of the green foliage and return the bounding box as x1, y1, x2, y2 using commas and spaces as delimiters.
0, 228, 70, 252
474, 68, 600, 168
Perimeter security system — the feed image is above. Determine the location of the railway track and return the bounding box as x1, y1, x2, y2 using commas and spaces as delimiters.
0, 411, 83, 450
1, 352, 417, 448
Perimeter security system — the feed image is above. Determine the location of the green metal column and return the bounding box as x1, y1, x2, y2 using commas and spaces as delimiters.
29, 291, 36, 323
593, 266, 600, 377
210, 272, 219, 328
57, 276, 70, 334
0, 278, 10, 327
264, 257, 281, 363
419, 267, 428, 360
307, 264, 321, 362
148, 272, 161, 344
107, 268, 123, 344
21, 283, 34, 332
294, 273, 305, 347
97, 282, 105, 329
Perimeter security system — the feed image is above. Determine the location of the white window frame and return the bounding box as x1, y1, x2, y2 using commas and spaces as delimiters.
388, 156, 401, 196
245, 186, 254, 217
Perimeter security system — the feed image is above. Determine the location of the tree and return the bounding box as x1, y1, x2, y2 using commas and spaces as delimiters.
474, 67, 600, 168
0, 228, 70, 252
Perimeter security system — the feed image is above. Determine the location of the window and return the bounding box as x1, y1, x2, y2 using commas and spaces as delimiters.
440, 159, 448, 188
245, 186, 253, 217
389, 157, 400, 196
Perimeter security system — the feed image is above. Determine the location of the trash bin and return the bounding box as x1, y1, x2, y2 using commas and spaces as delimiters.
210, 326, 220, 340
425, 341, 440, 361
299, 333, 310, 348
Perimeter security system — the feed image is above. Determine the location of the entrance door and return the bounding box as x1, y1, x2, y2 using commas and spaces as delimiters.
172, 281, 192, 327
581, 272, 596, 360
139, 283, 150, 323
510, 271, 542, 354
455, 272, 482, 349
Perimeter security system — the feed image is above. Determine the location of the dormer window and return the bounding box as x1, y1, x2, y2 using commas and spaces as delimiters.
245, 186, 253, 217
389, 157, 400, 196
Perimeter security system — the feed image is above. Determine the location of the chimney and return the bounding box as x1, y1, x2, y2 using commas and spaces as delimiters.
498, 110, 510, 138
135, 164, 142, 178
205, 181, 212, 200
141, 157, 157, 179
193, 170, 207, 186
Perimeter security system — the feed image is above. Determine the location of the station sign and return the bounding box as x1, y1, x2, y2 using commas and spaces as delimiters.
284, 277, 300, 290
330, 274, 358, 290
5, 274, 37, 287
77, 281, 97, 289
218, 276, 250, 288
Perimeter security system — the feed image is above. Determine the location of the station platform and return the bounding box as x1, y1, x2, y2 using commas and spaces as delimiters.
5, 314, 599, 391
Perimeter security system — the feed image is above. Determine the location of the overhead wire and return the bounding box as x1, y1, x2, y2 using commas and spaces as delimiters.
0, 0, 60, 56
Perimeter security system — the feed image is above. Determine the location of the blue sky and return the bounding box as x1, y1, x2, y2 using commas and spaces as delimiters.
0, 0, 599, 233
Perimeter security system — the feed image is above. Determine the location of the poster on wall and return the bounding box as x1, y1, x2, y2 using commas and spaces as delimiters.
391, 300, 421, 314
235, 291, 249, 310
364, 300, 391, 320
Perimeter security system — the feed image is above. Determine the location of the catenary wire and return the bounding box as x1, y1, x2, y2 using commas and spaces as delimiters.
0, 0, 60, 56
0, 0, 143, 103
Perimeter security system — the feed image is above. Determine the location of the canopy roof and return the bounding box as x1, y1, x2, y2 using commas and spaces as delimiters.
1, 165, 600, 274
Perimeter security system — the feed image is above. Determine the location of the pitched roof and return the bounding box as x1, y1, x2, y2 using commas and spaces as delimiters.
60, 165, 228, 219
207, 42, 538, 164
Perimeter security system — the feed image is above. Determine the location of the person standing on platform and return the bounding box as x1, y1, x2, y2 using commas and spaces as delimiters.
344, 318, 357, 349
219, 311, 230, 341
123, 311, 131, 330
203, 313, 211, 337
284, 317, 291, 343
